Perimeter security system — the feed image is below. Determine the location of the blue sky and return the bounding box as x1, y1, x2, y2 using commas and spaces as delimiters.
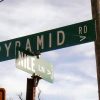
0, 0, 98, 100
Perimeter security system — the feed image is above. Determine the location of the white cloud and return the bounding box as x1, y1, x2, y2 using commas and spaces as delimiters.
58, 42, 95, 58
55, 58, 97, 79
72, 84, 98, 100
0, 0, 98, 100
0, 0, 92, 41
38, 78, 98, 100
42, 51, 59, 62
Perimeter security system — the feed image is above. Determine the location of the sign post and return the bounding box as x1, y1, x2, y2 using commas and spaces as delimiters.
91, 0, 100, 99
0, 88, 5, 100
26, 76, 41, 100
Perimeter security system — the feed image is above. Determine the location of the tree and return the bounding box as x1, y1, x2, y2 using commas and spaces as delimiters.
17, 92, 23, 100
38, 87, 41, 100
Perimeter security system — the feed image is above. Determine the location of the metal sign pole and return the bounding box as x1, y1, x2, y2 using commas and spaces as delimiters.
0, 88, 5, 100
33, 87, 36, 100
26, 76, 41, 100
26, 52, 41, 100
26, 78, 34, 100
91, 0, 100, 99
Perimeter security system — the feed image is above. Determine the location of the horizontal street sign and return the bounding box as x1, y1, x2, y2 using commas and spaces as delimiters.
0, 19, 96, 62
16, 49, 54, 83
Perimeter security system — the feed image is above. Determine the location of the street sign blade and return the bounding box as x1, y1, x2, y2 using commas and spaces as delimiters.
16, 50, 36, 75
0, 19, 96, 62
16, 48, 54, 83
35, 58, 54, 83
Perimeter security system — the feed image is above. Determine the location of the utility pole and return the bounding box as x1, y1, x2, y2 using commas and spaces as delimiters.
91, 0, 100, 99
26, 52, 41, 100
26, 76, 41, 100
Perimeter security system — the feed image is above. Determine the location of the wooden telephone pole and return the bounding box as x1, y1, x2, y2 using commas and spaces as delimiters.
91, 0, 100, 99
26, 52, 41, 100
26, 76, 41, 100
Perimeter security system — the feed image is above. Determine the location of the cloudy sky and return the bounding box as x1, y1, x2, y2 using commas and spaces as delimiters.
0, 0, 98, 100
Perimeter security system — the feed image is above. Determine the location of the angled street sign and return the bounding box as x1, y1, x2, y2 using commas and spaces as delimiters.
16, 48, 54, 83
0, 19, 96, 62
35, 58, 53, 83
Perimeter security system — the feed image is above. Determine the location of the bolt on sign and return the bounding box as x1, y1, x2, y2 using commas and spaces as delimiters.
16, 48, 54, 83
0, 19, 96, 62
0, 88, 5, 100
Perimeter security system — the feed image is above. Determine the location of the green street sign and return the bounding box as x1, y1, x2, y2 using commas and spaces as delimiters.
0, 19, 96, 62
16, 49, 54, 83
